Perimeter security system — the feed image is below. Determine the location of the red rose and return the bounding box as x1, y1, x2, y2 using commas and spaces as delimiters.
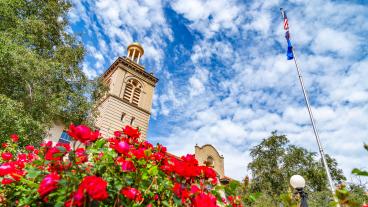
10, 134, 19, 142
0, 163, 15, 176
114, 131, 122, 138
131, 148, 146, 159
193, 192, 217, 207
115, 141, 130, 154
17, 153, 28, 162
1, 152, 13, 160
154, 194, 159, 200
2, 178, 14, 185
56, 143, 71, 152
75, 148, 88, 164
45, 147, 64, 161
41, 141, 53, 148
181, 154, 198, 165
200, 166, 217, 179
123, 126, 141, 139
121, 187, 142, 202
1, 143, 8, 148
25, 145, 35, 151
67, 124, 100, 143
79, 176, 108, 201
121, 160, 136, 172
190, 185, 200, 194
27, 153, 36, 162
38, 173, 60, 197
65, 189, 85, 207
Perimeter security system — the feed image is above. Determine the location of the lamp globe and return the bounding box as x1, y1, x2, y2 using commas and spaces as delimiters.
290, 175, 306, 189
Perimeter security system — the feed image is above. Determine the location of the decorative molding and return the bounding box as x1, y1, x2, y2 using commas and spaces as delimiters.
102, 57, 158, 85
195, 144, 224, 159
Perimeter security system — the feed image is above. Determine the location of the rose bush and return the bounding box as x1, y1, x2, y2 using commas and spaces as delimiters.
0, 125, 242, 206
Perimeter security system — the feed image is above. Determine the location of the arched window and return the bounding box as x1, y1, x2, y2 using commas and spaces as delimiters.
206, 156, 214, 167
123, 79, 142, 105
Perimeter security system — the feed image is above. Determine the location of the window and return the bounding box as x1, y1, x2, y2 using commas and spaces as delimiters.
121, 112, 126, 122
123, 79, 142, 105
132, 88, 141, 105
206, 156, 214, 167
59, 131, 71, 144
130, 117, 135, 125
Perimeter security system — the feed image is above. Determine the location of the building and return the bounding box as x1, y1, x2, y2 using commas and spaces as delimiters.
94, 43, 158, 139
46, 43, 229, 181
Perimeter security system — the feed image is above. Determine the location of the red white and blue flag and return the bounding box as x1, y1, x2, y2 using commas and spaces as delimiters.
281, 9, 293, 60
283, 11, 289, 30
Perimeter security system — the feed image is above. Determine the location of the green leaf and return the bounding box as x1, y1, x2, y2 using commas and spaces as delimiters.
352, 168, 368, 176
148, 165, 158, 176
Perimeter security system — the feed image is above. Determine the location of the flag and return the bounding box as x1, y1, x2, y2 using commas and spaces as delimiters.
285, 31, 294, 60
283, 11, 289, 30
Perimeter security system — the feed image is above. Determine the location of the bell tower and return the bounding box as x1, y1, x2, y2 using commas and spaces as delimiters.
95, 43, 158, 139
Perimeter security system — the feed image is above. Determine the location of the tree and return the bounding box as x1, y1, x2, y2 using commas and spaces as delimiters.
0, 0, 100, 144
247, 131, 345, 205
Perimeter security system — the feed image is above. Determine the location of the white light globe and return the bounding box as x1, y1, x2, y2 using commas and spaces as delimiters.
290, 175, 306, 189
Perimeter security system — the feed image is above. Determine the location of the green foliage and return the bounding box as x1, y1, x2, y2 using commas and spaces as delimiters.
224, 177, 260, 205
0, 126, 233, 206
247, 131, 346, 204
0, 0, 101, 144
331, 183, 368, 207
352, 144, 368, 177
0, 95, 44, 145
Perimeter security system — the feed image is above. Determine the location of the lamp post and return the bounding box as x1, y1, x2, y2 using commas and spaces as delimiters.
290, 175, 308, 207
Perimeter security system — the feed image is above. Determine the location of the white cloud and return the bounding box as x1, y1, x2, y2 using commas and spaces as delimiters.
171, 0, 242, 38
312, 28, 359, 56
70, 0, 368, 181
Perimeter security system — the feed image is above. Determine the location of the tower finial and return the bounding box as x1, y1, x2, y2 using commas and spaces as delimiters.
127, 42, 144, 65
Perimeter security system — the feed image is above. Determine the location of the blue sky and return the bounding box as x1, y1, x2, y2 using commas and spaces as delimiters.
68, 0, 368, 180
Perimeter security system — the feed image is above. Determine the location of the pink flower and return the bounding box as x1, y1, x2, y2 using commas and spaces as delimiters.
10, 134, 19, 142
38, 173, 60, 197
121, 187, 142, 202
0, 163, 15, 176
121, 160, 136, 172
67, 124, 100, 143
1, 152, 13, 160
114, 141, 130, 154
65, 189, 85, 207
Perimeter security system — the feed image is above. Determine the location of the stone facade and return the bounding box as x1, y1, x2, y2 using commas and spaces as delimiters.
95, 43, 158, 139
195, 144, 225, 179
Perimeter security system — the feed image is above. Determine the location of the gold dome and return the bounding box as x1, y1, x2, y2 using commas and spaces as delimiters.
127, 42, 144, 56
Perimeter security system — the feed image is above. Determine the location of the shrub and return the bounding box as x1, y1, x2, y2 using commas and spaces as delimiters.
0, 125, 242, 207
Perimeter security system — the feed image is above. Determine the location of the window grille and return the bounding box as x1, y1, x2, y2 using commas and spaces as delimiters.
59, 131, 71, 144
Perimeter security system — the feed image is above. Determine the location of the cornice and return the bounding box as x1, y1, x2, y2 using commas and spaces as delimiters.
102, 57, 158, 85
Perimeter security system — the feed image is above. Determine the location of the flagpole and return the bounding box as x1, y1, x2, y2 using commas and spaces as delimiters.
279, 8, 338, 202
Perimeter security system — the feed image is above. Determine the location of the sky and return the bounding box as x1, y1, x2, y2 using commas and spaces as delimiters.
68, 0, 368, 180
